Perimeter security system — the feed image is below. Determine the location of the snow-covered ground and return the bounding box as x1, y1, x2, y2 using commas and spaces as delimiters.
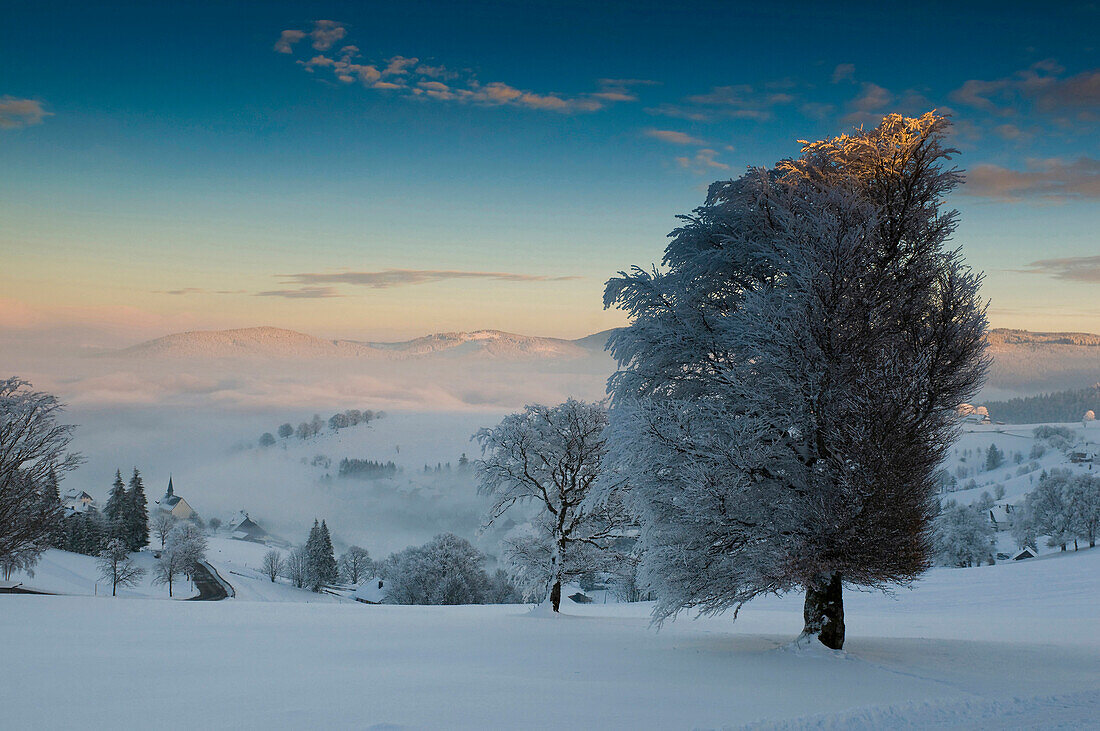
3, 547, 198, 599
3, 546, 1099, 728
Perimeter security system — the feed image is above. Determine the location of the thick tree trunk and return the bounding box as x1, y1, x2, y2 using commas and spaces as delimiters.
550, 580, 562, 612
801, 573, 844, 650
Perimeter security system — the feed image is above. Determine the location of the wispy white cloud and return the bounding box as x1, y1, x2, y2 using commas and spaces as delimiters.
279, 269, 581, 289
255, 286, 344, 299
646, 83, 796, 123
831, 63, 855, 83
675, 148, 730, 175
0, 96, 51, 129
643, 128, 706, 145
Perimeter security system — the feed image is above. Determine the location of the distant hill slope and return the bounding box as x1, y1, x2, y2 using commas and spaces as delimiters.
113, 326, 606, 361
109, 326, 1100, 397
985, 328, 1100, 397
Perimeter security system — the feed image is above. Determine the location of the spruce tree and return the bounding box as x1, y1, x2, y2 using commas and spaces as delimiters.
984, 444, 1005, 472
305, 519, 324, 591
42, 466, 65, 548
104, 469, 128, 538
319, 520, 339, 584
125, 468, 150, 551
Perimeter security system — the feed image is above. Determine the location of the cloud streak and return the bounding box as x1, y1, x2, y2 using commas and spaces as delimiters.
965, 157, 1100, 201
276, 23, 648, 113
643, 128, 706, 145
278, 269, 581, 289
1014, 255, 1100, 283
255, 286, 344, 299
0, 96, 50, 129
675, 148, 730, 175
950, 61, 1100, 121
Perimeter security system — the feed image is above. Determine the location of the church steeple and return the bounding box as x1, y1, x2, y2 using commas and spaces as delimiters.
167, 475, 174, 497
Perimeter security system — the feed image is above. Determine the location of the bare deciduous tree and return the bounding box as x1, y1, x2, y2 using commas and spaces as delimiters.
0, 378, 80, 578
262, 549, 284, 582
339, 545, 371, 585
474, 399, 624, 612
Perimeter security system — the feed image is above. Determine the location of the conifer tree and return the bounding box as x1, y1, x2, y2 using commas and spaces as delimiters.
984, 444, 1005, 472
41, 466, 64, 548
305, 519, 324, 591
319, 520, 339, 584
104, 469, 127, 536
125, 468, 150, 551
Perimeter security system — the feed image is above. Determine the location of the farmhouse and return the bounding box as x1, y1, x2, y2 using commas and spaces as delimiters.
62, 490, 95, 513
155, 477, 195, 520
229, 511, 270, 543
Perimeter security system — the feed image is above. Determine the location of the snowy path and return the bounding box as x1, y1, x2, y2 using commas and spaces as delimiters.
2, 549, 1099, 728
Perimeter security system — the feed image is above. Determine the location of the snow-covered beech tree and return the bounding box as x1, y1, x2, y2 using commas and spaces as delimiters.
152, 512, 175, 549
152, 542, 189, 597
602, 113, 989, 649
0, 378, 80, 578
165, 521, 207, 578
933, 500, 995, 567
97, 538, 145, 596
378, 533, 517, 605
474, 399, 625, 611
262, 549, 284, 582
1067, 475, 1100, 548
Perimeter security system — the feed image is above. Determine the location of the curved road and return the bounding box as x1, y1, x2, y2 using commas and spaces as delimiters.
189, 562, 233, 601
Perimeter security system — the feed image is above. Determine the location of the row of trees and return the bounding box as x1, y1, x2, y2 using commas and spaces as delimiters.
377, 534, 520, 605
262, 519, 340, 592
981, 385, 1100, 425
104, 469, 150, 551
261, 409, 383, 446
94, 520, 208, 597
1012, 470, 1100, 552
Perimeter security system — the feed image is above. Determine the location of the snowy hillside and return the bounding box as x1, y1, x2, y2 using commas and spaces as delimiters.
940, 421, 1099, 556
3, 548, 198, 599
4, 547, 1100, 728
984, 329, 1100, 398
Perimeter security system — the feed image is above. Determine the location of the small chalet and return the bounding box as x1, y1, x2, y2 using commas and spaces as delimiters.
156, 477, 195, 520
1013, 546, 1038, 561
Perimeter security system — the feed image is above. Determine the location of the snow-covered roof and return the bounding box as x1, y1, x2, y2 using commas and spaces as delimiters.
352, 578, 386, 604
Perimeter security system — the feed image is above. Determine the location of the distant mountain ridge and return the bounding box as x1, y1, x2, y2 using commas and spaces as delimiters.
109, 325, 1100, 399
114, 326, 616, 361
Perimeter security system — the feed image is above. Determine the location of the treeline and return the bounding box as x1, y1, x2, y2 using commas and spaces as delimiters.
260, 409, 384, 446
58, 469, 150, 557
983, 385, 1100, 424
338, 458, 398, 480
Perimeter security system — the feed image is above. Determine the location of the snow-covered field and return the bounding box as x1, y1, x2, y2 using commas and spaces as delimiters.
3, 546, 1099, 729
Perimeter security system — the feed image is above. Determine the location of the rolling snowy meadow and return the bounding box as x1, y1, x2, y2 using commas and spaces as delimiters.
4, 546, 1100, 728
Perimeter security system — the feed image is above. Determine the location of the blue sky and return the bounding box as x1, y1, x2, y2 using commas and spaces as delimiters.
1, 1, 1098, 342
